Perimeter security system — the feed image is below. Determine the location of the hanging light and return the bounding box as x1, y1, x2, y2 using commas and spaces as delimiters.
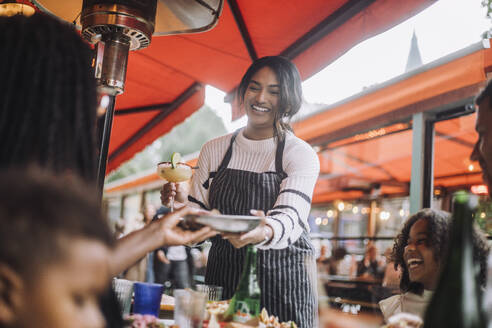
471, 184, 489, 195
0, 0, 36, 17
380, 211, 390, 221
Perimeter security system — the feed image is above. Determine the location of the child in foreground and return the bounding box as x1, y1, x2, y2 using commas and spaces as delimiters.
0, 169, 115, 328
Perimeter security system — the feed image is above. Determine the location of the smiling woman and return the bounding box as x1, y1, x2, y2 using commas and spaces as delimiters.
161, 56, 320, 328
238, 57, 302, 141
378, 208, 489, 323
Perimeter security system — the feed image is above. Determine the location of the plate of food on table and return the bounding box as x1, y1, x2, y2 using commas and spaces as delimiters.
203, 301, 297, 328
156, 295, 298, 328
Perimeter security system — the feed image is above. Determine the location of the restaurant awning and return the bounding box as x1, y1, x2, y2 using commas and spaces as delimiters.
302, 41, 492, 204
107, 0, 436, 173
105, 41, 492, 200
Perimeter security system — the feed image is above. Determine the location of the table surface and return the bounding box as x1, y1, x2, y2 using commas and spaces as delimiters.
159, 319, 174, 325
320, 307, 383, 328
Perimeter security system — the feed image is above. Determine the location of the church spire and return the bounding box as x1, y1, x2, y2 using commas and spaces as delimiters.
405, 30, 423, 72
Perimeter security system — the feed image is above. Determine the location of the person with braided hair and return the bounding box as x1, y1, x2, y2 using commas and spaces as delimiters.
0, 14, 98, 180
0, 13, 216, 327
0, 12, 217, 276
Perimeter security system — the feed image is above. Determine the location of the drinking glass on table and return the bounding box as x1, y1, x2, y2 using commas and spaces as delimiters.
196, 284, 223, 302
174, 289, 207, 328
157, 158, 192, 212
133, 282, 164, 317
112, 278, 134, 316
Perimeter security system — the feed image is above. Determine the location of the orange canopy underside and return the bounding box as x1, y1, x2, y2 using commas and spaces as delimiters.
106, 42, 492, 205
107, 0, 435, 173
305, 45, 492, 203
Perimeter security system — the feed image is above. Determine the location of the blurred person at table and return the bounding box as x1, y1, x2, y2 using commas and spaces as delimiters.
0, 169, 114, 328
124, 205, 156, 282
356, 243, 384, 281
142, 204, 157, 283
154, 245, 193, 289
161, 56, 320, 327
316, 244, 330, 273
0, 13, 216, 327
470, 79, 492, 324
378, 208, 489, 323
325, 246, 348, 276
472, 79, 492, 199
381, 247, 401, 291
152, 206, 194, 289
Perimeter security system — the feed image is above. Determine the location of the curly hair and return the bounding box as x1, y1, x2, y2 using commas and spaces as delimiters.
391, 208, 489, 294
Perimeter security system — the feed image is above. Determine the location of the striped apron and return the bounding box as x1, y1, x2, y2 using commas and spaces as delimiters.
204, 131, 317, 327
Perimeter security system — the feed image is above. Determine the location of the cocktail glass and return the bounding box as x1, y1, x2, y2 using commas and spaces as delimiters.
157, 161, 193, 211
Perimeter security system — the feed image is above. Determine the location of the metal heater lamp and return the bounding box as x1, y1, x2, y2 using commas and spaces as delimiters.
30, 0, 223, 189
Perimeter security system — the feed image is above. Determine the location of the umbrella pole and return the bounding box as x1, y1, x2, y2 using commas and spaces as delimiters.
97, 94, 116, 193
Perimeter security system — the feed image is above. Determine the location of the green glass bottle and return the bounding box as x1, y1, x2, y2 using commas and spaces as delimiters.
225, 245, 261, 323
423, 191, 487, 328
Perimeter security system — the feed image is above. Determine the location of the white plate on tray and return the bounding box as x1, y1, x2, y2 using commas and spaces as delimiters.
183, 214, 262, 233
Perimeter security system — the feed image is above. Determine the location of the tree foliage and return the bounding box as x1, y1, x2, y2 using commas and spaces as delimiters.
484, 0, 492, 17
482, 0, 492, 38
107, 105, 228, 182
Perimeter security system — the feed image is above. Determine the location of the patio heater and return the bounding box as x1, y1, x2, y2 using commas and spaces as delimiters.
32, 0, 223, 190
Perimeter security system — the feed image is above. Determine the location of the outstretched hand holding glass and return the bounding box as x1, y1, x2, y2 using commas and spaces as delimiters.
157, 152, 192, 211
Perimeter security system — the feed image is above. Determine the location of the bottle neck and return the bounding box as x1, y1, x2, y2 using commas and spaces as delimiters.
245, 245, 257, 274
450, 196, 475, 246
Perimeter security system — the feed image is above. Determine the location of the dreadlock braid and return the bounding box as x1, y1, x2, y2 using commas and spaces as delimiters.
0, 14, 98, 182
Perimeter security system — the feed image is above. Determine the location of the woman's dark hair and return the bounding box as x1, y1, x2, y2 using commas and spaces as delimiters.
391, 208, 489, 294
0, 14, 98, 182
237, 56, 303, 140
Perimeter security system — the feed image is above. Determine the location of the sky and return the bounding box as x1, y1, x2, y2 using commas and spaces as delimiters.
205, 0, 491, 131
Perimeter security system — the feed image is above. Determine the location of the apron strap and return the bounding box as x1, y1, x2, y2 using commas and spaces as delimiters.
275, 136, 287, 180
203, 129, 240, 189
217, 129, 240, 172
